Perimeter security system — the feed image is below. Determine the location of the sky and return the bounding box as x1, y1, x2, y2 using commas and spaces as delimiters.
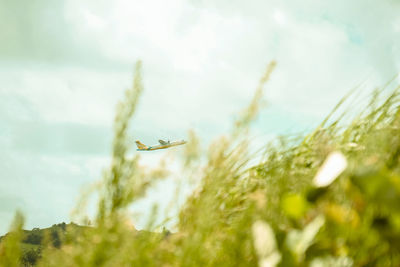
0, 0, 399, 234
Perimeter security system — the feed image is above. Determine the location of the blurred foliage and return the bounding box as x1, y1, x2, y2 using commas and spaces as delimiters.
1, 61, 400, 266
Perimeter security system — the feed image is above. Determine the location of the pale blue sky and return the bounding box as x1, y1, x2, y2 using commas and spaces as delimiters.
0, 0, 399, 234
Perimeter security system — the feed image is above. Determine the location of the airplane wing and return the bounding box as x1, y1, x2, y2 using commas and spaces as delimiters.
159, 139, 168, 145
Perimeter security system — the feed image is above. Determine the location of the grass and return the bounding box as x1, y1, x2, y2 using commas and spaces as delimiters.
1, 61, 400, 266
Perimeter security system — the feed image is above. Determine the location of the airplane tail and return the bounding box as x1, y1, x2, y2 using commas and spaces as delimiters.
135, 140, 148, 150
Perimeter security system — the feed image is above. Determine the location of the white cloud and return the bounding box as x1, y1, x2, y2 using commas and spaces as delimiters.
273, 9, 287, 26
0, 66, 129, 126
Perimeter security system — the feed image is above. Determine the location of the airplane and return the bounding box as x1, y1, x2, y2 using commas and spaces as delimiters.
135, 139, 187, 151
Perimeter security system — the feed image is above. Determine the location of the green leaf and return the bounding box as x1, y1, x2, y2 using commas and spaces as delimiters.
282, 193, 309, 219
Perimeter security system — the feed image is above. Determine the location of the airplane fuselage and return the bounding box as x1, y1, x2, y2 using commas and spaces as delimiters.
136, 140, 187, 151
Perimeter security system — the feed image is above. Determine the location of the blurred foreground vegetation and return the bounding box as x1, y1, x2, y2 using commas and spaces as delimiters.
1, 61, 400, 266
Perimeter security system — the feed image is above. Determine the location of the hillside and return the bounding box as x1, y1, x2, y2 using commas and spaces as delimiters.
0, 223, 88, 266
0, 223, 168, 266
